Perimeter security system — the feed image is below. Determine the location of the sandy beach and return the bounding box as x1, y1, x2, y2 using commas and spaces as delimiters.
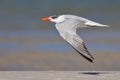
0, 71, 119, 80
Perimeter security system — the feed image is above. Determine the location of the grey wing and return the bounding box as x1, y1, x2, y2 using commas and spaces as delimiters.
65, 33, 94, 63
64, 15, 109, 27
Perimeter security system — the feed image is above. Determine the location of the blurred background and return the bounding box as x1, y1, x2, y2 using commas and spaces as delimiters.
0, 0, 120, 71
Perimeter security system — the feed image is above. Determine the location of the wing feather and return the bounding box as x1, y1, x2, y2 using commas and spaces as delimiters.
64, 32, 94, 63
64, 15, 109, 28
55, 15, 95, 63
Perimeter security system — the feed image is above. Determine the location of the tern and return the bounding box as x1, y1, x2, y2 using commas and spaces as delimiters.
42, 14, 109, 63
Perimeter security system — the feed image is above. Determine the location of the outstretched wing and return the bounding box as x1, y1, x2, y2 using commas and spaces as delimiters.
55, 15, 94, 63
64, 32, 94, 63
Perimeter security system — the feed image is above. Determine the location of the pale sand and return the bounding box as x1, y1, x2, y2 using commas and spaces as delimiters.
0, 71, 119, 80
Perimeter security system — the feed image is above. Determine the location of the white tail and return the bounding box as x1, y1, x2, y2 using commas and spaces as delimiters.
85, 20, 109, 27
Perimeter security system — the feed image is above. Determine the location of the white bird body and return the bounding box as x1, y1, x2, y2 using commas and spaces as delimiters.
42, 14, 109, 63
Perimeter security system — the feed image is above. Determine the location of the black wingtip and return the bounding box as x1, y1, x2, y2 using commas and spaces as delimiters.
87, 58, 94, 63
80, 53, 94, 63
72, 47, 94, 63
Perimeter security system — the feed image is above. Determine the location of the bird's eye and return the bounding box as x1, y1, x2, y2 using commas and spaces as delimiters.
51, 15, 58, 19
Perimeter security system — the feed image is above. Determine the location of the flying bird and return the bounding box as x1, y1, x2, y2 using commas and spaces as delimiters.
42, 14, 109, 63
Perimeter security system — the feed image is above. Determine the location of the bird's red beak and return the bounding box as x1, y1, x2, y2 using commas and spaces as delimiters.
42, 17, 50, 21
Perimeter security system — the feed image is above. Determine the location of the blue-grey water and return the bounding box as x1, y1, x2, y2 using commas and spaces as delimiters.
0, 0, 120, 70
0, 30, 119, 52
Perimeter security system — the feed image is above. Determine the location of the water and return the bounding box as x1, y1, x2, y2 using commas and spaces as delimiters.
0, 30, 119, 53
0, 0, 120, 70
0, 0, 120, 29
